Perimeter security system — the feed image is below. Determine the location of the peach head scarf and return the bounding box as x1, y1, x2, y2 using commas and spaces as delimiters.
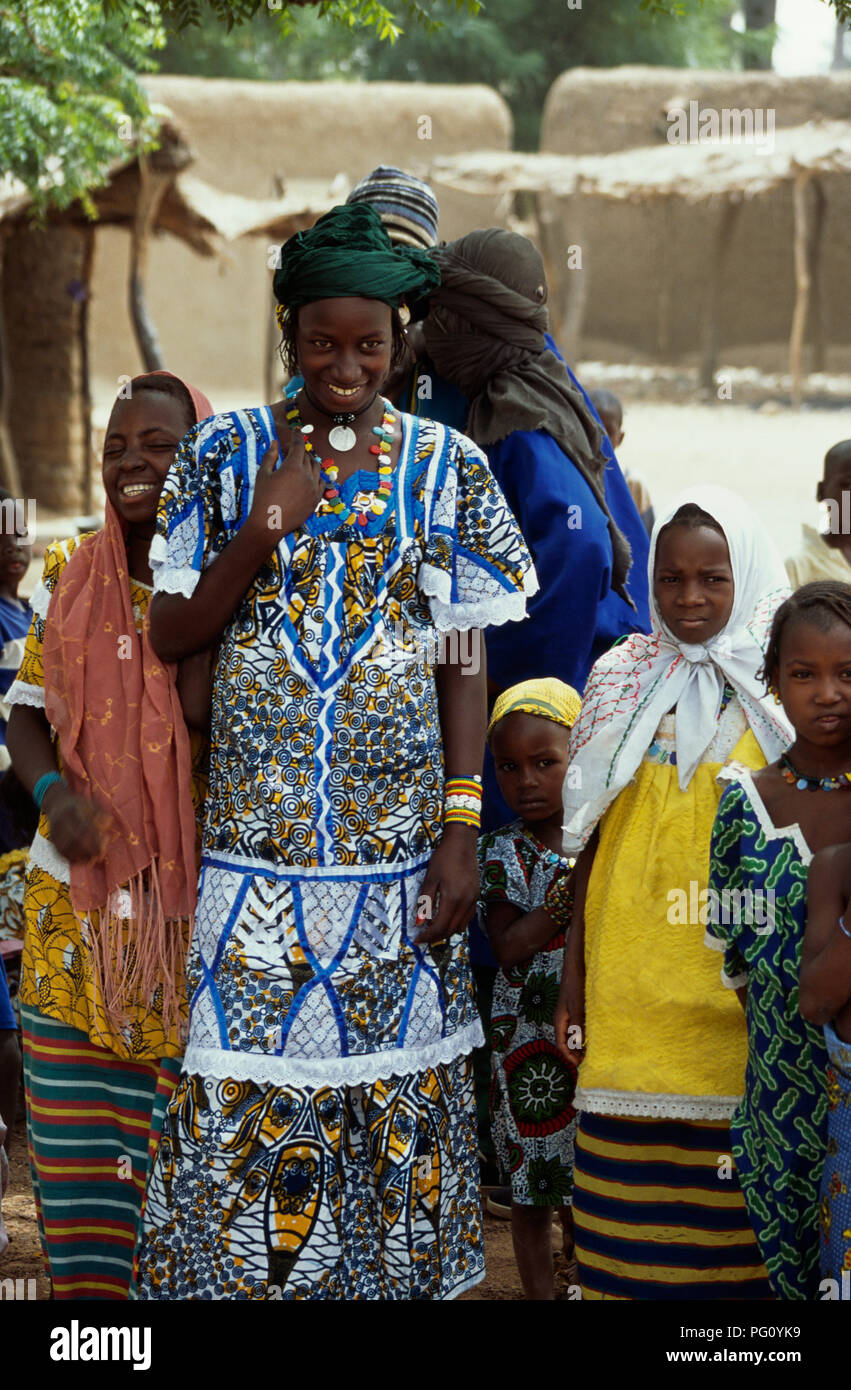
42, 371, 213, 1036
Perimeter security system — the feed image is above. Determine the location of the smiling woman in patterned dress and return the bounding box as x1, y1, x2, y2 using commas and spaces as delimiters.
134, 204, 537, 1301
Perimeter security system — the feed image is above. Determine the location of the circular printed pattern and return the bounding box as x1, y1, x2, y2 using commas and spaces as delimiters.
503, 1039, 575, 1138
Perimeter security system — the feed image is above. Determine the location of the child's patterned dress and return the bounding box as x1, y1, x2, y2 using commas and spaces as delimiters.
820, 1022, 851, 1287
478, 821, 578, 1206
708, 765, 829, 1301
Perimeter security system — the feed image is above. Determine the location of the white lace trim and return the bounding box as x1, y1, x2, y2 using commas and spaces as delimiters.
575, 1086, 742, 1121
6, 679, 45, 710
721, 968, 748, 991
152, 566, 200, 601
419, 563, 539, 633
703, 929, 725, 953
182, 1019, 484, 1088
719, 762, 812, 866
28, 831, 70, 885
29, 579, 51, 620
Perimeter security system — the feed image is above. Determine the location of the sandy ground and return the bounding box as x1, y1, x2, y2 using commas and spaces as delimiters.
611, 398, 849, 563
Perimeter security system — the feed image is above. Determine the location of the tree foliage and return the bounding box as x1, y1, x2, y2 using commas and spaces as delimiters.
0, 0, 479, 212
0, 0, 164, 214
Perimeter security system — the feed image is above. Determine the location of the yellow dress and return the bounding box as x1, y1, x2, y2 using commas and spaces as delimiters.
12, 537, 205, 1062
577, 701, 763, 1119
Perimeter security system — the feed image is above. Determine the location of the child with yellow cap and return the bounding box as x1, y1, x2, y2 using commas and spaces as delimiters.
478, 677, 581, 1300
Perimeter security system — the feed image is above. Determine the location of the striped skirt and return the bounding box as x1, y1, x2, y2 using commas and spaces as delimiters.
21, 1004, 181, 1300
573, 1112, 773, 1300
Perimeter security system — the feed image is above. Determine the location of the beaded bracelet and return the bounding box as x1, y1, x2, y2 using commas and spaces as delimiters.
444, 775, 482, 829
544, 870, 574, 928
839, 915, 851, 941
33, 771, 65, 809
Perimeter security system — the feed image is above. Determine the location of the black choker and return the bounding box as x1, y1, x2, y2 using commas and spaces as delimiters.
301, 387, 379, 452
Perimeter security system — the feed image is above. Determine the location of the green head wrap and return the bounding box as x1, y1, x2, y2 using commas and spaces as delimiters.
273, 203, 440, 311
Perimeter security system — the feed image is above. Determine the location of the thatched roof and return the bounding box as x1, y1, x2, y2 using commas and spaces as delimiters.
541, 67, 851, 158
428, 120, 851, 205
143, 76, 512, 198
0, 118, 339, 252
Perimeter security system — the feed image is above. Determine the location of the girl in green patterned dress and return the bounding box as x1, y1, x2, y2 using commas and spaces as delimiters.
707, 579, 851, 1299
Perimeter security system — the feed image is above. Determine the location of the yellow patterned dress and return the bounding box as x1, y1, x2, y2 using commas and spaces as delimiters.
572, 698, 773, 1300
9, 536, 204, 1298
135, 404, 536, 1301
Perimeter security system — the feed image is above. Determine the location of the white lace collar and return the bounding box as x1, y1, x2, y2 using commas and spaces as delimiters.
718, 762, 812, 866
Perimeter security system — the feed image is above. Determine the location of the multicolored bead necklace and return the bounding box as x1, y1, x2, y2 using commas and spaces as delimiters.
780, 753, 851, 792
284, 387, 397, 529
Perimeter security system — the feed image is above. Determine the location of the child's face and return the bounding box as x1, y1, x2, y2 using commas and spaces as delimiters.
598, 409, 624, 450
0, 529, 30, 592
776, 618, 851, 750
102, 391, 191, 528
490, 712, 572, 824
295, 296, 394, 414
654, 523, 734, 644
817, 455, 851, 549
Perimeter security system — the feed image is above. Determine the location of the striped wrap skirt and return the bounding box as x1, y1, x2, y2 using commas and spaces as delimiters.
21, 1003, 180, 1299
573, 1112, 773, 1300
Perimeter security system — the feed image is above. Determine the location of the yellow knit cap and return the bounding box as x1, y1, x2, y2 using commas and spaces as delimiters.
487, 677, 582, 739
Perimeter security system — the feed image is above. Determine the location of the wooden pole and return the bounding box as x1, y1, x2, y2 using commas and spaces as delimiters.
699, 196, 741, 394
560, 193, 587, 363
265, 174, 285, 403
0, 234, 23, 498
129, 152, 171, 372
807, 177, 827, 374
789, 169, 812, 410
79, 225, 95, 515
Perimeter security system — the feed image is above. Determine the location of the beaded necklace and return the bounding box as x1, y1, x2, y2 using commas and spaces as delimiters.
284, 387, 397, 529
780, 753, 851, 792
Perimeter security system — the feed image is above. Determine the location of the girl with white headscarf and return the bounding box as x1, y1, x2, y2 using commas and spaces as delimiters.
554, 485, 791, 1302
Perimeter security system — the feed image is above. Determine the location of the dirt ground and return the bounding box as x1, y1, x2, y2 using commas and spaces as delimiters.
2, 1108, 568, 1302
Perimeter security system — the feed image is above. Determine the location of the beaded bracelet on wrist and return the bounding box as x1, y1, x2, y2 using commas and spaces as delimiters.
544, 870, 574, 928
444, 807, 481, 829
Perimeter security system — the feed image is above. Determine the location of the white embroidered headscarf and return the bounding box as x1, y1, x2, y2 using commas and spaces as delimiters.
563, 484, 792, 853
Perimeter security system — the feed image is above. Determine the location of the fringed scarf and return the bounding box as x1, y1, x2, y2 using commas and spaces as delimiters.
42, 372, 213, 1036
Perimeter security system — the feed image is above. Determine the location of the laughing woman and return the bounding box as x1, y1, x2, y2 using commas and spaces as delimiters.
6, 372, 213, 1299
134, 204, 537, 1301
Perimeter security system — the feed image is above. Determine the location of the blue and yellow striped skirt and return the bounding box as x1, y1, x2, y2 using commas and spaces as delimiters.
573, 1112, 772, 1300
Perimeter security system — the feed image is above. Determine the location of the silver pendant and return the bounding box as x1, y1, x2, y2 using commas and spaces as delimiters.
328, 424, 357, 452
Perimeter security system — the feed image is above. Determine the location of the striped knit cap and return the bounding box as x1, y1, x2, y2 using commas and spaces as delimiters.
346, 166, 439, 249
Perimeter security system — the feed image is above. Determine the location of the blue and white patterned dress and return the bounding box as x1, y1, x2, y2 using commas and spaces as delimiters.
135, 406, 536, 1300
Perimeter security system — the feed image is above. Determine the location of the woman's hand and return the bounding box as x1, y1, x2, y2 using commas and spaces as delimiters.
414, 825, 479, 946
43, 783, 110, 864
246, 435, 324, 552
